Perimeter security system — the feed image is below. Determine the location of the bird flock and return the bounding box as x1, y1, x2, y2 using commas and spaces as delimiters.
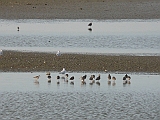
33, 68, 131, 86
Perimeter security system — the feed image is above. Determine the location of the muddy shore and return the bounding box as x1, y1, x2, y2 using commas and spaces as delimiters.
0, 51, 159, 73
0, 0, 160, 19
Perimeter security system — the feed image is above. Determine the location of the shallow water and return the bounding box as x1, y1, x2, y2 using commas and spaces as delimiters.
0, 19, 160, 119
0, 19, 160, 55
0, 72, 160, 119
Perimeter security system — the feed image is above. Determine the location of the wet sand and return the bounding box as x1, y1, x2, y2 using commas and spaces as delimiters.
0, 50, 159, 73
0, 0, 160, 19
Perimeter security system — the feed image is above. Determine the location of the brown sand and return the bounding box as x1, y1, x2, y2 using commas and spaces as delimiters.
0, 0, 160, 19
0, 50, 160, 73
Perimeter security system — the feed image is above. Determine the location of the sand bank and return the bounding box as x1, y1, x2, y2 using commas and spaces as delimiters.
0, 50, 159, 73
0, 0, 160, 19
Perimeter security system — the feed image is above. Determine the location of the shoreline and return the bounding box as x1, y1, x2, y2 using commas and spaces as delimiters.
0, 50, 160, 73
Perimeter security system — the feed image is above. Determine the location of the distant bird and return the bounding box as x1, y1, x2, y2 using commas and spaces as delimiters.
17, 27, 19, 31
123, 76, 127, 84
65, 74, 69, 82
59, 68, 66, 74
96, 74, 101, 85
70, 76, 74, 80
57, 75, 60, 84
112, 76, 116, 81
33, 75, 40, 80
124, 74, 131, 84
81, 75, 87, 85
88, 23, 92, 31
56, 51, 61, 56
46, 72, 50, 76
81, 75, 87, 81
127, 76, 131, 80
48, 75, 51, 79
96, 74, 100, 81
92, 75, 95, 83
126, 76, 131, 84
47, 75, 51, 83
89, 75, 95, 84
108, 74, 111, 85
88, 28, 92, 31
33, 75, 40, 83
125, 74, 129, 78
88, 23, 92, 27
108, 74, 111, 80
89, 75, 94, 80
70, 76, 74, 85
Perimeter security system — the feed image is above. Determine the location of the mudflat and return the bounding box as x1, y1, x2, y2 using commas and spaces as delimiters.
0, 0, 160, 19
0, 51, 159, 73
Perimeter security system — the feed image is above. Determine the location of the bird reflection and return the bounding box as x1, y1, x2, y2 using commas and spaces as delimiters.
88, 28, 92, 31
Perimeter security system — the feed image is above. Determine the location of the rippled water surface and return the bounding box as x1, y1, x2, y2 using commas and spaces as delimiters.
0, 72, 160, 119
0, 19, 160, 55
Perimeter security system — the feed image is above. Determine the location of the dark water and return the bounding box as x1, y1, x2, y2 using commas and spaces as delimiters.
0, 19, 160, 55
0, 72, 160, 119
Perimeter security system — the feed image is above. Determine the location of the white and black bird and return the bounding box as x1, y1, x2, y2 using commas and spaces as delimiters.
65, 74, 69, 82
123, 76, 127, 84
96, 74, 100, 81
88, 22, 92, 31
70, 76, 74, 85
124, 74, 131, 84
89, 75, 95, 85
57, 75, 60, 84
88, 23, 92, 27
47, 75, 51, 83
81, 75, 87, 81
96, 74, 100, 85
108, 74, 111, 84
81, 75, 87, 85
